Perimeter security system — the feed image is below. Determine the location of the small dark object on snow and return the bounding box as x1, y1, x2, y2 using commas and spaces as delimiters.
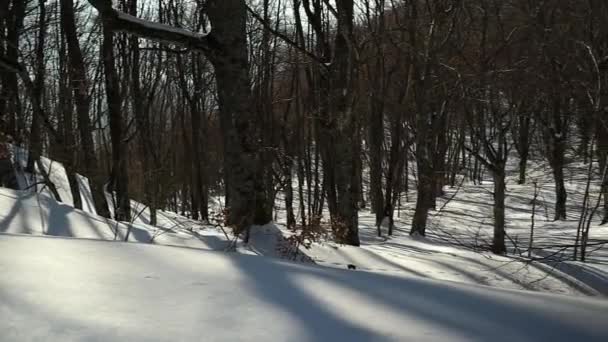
347, 264, 357, 270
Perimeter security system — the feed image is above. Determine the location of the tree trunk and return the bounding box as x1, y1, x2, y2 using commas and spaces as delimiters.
60, 0, 109, 217
0, 0, 25, 140
57, 41, 82, 209
324, 0, 360, 246
27, 0, 47, 174
547, 128, 567, 221
284, 160, 296, 229
207, 0, 260, 235
102, 21, 130, 221
410, 162, 432, 236
368, 97, 384, 232
518, 152, 528, 185
492, 170, 507, 254
552, 162, 567, 220
516, 115, 531, 184
597, 112, 608, 224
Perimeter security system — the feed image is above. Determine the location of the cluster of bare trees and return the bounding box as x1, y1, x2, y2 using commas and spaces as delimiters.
1, 0, 607, 255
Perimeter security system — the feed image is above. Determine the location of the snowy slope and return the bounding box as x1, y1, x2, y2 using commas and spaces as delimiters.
11, 147, 97, 214
268, 159, 608, 296
0, 177, 603, 297
0, 188, 230, 251
1, 234, 608, 342
4, 149, 607, 298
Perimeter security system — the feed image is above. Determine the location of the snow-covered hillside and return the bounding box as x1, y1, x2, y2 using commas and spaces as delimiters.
2, 234, 608, 342
3, 151, 608, 296
2, 152, 608, 340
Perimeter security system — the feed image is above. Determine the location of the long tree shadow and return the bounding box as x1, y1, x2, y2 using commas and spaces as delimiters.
430, 259, 492, 286
0, 191, 34, 234
226, 256, 388, 341
280, 260, 608, 341
332, 247, 431, 278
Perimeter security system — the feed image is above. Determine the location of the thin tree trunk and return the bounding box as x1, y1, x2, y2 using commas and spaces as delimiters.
492, 170, 507, 254
597, 117, 608, 223
285, 160, 296, 229
552, 162, 567, 220
102, 21, 130, 221
27, 0, 46, 174
0, 0, 25, 140
60, 0, 109, 217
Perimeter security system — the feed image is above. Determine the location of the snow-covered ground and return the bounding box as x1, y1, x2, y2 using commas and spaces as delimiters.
1, 151, 608, 340
3, 151, 608, 296
263, 158, 608, 295
2, 234, 608, 342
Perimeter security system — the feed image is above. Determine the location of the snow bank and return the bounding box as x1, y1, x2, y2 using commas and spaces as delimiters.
0, 188, 229, 251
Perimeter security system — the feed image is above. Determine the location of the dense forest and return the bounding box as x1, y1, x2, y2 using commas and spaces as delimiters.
1, 0, 607, 256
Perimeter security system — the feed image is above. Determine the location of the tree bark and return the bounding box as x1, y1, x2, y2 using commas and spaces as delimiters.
0, 0, 25, 140
101, 21, 130, 221
596, 114, 608, 223
26, 0, 47, 174
60, 0, 110, 217
206, 0, 260, 235
492, 170, 507, 254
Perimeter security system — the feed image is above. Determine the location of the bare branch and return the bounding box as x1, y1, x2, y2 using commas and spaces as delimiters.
87, 0, 213, 54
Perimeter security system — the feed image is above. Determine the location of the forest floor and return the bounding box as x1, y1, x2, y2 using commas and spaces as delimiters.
1, 154, 608, 340
1, 152, 607, 297
2, 233, 608, 341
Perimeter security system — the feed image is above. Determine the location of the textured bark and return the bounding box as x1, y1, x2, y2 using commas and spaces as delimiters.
284, 161, 296, 229
189, 86, 204, 222
552, 160, 567, 220
515, 114, 531, 184
410, 160, 433, 236
330, 0, 360, 246
58, 41, 82, 210
102, 22, 130, 221
597, 112, 608, 223
60, 0, 109, 217
27, 0, 47, 174
90, 0, 258, 226
368, 102, 384, 232
0, 0, 25, 140
492, 170, 507, 254
206, 0, 260, 234
543, 106, 567, 221
301, 0, 359, 245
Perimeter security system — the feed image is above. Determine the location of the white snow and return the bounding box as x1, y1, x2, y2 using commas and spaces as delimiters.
116, 11, 210, 40
0, 187, 230, 251
2, 147, 608, 340
1, 234, 608, 342
3, 150, 608, 297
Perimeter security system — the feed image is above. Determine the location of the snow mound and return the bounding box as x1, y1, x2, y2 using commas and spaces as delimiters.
0, 188, 229, 251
